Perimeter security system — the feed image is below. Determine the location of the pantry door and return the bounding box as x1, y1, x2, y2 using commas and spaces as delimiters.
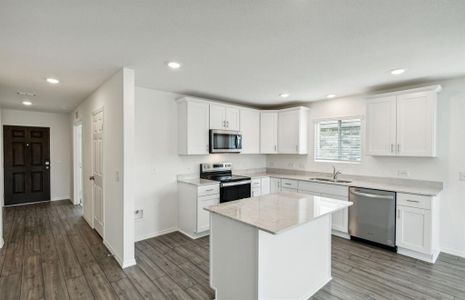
91, 108, 104, 236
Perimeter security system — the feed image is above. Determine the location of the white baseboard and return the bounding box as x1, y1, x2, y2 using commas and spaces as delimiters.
121, 258, 137, 269
103, 239, 126, 268
332, 230, 350, 239
135, 227, 178, 242
178, 229, 210, 240
441, 247, 465, 259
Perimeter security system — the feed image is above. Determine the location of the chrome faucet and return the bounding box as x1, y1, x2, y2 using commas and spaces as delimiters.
332, 166, 342, 181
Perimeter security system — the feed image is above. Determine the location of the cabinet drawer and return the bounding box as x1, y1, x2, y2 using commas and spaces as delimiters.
198, 184, 219, 197
397, 193, 431, 210
298, 181, 348, 198
251, 178, 262, 187
282, 187, 298, 193
281, 179, 298, 189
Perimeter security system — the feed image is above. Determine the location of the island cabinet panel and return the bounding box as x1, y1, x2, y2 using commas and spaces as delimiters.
396, 192, 440, 263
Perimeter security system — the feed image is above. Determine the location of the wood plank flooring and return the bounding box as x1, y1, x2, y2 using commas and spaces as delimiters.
1, 200, 465, 299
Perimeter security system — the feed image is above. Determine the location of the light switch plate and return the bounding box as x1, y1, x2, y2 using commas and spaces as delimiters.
459, 172, 465, 181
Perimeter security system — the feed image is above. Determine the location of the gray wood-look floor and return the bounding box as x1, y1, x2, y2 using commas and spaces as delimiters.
1, 201, 464, 300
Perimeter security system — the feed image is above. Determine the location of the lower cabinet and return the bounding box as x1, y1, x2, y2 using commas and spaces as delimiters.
178, 182, 220, 239
396, 193, 439, 263
261, 177, 270, 195
298, 181, 349, 238
270, 178, 282, 193
251, 177, 272, 196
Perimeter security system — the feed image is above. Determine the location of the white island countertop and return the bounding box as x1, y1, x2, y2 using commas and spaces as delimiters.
206, 192, 352, 235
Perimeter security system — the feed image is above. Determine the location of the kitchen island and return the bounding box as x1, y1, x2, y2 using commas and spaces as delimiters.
205, 192, 353, 300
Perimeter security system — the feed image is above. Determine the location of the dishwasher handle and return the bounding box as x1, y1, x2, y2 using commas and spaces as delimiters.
350, 190, 395, 200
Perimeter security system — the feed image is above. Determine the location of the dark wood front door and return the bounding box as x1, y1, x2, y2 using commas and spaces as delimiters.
4, 126, 51, 205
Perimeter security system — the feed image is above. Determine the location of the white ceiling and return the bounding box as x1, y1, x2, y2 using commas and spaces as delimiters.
1, 1, 465, 112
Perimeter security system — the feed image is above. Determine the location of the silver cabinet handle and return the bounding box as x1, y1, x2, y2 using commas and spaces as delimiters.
296, 145, 298, 152
406, 199, 420, 203
391, 144, 394, 153
205, 188, 214, 192
397, 209, 400, 219
274, 145, 277, 151
284, 182, 291, 186
397, 144, 400, 153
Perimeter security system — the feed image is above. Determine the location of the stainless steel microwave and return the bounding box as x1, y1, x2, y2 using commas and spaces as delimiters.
209, 130, 242, 153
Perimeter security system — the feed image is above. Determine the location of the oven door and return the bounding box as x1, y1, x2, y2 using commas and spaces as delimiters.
220, 180, 251, 203
210, 130, 242, 153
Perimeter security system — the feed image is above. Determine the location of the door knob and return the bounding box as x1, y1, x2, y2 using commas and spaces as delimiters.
89, 176, 95, 181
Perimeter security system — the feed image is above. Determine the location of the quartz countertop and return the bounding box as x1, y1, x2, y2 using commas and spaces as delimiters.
237, 171, 443, 196
177, 177, 218, 186
205, 192, 352, 234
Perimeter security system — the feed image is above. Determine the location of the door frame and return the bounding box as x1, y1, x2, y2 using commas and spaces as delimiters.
73, 121, 83, 206
91, 107, 104, 238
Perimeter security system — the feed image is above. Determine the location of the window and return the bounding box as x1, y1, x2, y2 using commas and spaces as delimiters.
315, 118, 362, 162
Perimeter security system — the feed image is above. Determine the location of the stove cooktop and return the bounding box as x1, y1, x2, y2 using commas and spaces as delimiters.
208, 174, 251, 183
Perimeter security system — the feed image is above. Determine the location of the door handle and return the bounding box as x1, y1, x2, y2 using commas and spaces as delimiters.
89, 176, 95, 181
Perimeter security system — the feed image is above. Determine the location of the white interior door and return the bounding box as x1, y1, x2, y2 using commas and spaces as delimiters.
92, 108, 104, 237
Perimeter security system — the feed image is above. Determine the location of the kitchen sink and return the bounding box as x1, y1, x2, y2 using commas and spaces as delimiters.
309, 177, 352, 184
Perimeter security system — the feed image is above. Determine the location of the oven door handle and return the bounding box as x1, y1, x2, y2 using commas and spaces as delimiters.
221, 180, 251, 187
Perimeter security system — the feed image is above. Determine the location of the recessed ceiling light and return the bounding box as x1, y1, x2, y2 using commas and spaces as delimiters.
22, 100, 32, 106
167, 61, 182, 69
279, 93, 289, 98
390, 68, 406, 75
46, 77, 60, 84
327, 94, 336, 99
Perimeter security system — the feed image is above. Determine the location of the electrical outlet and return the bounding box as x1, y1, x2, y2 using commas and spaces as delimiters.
459, 172, 465, 181
298, 163, 306, 170
397, 170, 409, 177
288, 162, 294, 168
135, 209, 143, 219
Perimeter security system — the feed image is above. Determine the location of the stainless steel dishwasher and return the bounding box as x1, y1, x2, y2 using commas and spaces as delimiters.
349, 187, 396, 250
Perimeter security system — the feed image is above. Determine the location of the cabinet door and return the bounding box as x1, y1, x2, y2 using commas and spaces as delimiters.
396, 92, 436, 157
251, 187, 261, 197
240, 109, 260, 153
260, 112, 278, 153
210, 104, 226, 129
270, 178, 281, 193
197, 195, 220, 232
321, 193, 348, 233
367, 96, 397, 156
225, 107, 240, 131
278, 109, 299, 154
187, 101, 210, 154
396, 205, 432, 254
261, 177, 270, 195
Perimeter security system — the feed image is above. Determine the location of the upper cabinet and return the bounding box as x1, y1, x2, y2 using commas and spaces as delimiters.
278, 107, 309, 154
260, 111, 278, 154
177, 97, 210, 155
240, 108, 260, 154
210, 104, 240, 131
367, 85, 441, 157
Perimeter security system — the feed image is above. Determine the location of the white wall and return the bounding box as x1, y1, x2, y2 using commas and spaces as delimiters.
2, 109, 72, 201
267, 77, 465, 257
134, 87, 267, 241
72, 68, 135, 268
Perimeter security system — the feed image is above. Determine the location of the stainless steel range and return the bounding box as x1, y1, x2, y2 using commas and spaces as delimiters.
200, 163, 251, 203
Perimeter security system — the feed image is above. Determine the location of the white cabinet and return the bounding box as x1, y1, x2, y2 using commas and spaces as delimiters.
367, 85, 440, 157
396, 193, 439, 263
278, 107, 309, 154
210, 104, 240, 131
396, 92, 436, 156
177, 98, 210, 155
251, 178, 261, 197
298, 181, 349, 238
281, 179, 298, 192
261, 177, 270, 195
260, 111, 278, 154
367, 96, 397, 156
240, 108, 260, 154
270, 177, 281, 193
178, 182, 220, 239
